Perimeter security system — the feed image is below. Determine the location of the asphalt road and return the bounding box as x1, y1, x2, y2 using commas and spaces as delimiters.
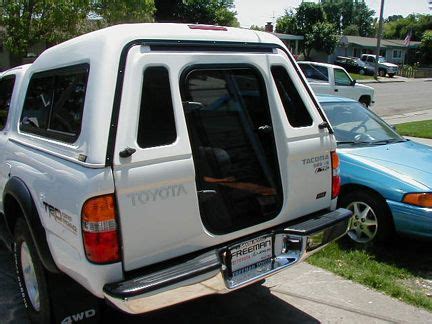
367, 79, 432, 117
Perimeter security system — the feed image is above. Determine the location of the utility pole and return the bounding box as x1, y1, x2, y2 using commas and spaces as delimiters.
374, 0, 385, 80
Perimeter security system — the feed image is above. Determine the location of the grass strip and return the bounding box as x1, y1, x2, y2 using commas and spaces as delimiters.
396, 120, 432, 139
308, 243, 432, 312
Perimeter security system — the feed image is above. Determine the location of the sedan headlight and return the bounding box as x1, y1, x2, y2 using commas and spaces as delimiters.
402, 193, 432, 208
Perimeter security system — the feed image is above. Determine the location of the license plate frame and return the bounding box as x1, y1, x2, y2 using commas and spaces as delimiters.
225, 234, 274, 285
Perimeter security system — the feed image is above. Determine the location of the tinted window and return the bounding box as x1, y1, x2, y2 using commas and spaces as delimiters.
20, 64, 89, 143
334, 69, 352, 86
271, 66, 313, 127
0, 76, 16, 130
50, 71, 88, 135
367, 56, 374, 63
299, 63, 328, 82
181, 67, 282, 234
137, 67, 176, 148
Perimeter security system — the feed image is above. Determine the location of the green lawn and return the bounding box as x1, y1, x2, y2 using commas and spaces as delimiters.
350, 73, 374, 80
308, 241, 432, 312
396, 120, 432, 139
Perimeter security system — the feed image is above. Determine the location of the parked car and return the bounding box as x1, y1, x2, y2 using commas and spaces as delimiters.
298, 61, 375, 107
0, 24, 351, 322
334, 56, 368, 75
318, 95, 432, 244
360, 54, 399, 77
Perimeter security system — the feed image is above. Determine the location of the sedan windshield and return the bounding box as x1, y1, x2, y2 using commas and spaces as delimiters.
320, 101, 405, 146
378, 57, 386, 63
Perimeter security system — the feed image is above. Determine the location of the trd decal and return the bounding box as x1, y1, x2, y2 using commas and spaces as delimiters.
43, 202, 77, 235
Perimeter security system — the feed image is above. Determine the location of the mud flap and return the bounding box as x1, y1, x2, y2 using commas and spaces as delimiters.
48, 274, 101, 324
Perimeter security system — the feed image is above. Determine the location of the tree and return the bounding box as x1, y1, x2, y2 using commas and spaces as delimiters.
92, 0, 156, 25
296, 2, 325, 36
384, 14, 432, 41
420, 30, 432, 64
0, 0, 91, 66
343, 24, 360, 36
275, 10, 298, 34
250, 25, 265, 31
351, 1, 375, 37
304, 22, 338, 59
176, 0, 239, 26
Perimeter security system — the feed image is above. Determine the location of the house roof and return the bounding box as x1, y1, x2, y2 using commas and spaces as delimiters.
340, 35, 421, 49
272, 32, 304, 41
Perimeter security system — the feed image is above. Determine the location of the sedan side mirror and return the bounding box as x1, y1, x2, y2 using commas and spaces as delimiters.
350, 79, 357, 86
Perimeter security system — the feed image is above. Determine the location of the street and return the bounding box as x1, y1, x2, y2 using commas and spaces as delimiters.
367, 79, 432, 117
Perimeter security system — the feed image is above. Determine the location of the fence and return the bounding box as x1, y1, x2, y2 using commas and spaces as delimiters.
399, 66, 432, 78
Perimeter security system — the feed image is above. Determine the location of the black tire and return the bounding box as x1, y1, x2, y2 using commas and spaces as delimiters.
378, 69, 386, 77
388, 73, 395, 78
14, 218, 51, 323
358, 96, 370, 108
339, 190, 394, 245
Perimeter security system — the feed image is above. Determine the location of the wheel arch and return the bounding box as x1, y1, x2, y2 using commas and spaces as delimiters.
3, 177, 59, 273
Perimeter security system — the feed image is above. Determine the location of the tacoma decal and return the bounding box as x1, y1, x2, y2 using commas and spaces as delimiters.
302, 155, 330, 174
43, 202, 77, 235
128, 184, 187, 206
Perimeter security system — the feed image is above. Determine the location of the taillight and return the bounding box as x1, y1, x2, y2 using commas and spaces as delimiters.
82, 194, 120, 263
331, 151, 341, 199
188, 24, 227, 31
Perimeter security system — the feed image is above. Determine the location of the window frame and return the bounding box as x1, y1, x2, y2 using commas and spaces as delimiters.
0, 74, 16, 131
19, 63, 89, 144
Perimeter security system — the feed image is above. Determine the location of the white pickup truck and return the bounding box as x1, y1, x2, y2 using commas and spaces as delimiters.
0, 24, 351, 323
298, 61, 375, 107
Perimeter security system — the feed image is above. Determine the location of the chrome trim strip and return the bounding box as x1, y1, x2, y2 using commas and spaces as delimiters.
9, 137, 106, 169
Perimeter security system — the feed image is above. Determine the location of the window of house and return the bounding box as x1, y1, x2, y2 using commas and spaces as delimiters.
271, 66, 313, 127
20, 64, 89, 143
137, 66, 176, 148
0, 75, 16, 130
393, 50, 402, 59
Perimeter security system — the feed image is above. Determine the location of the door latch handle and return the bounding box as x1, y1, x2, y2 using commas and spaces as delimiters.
119, 147, 136, 158
334, 89, 339, 92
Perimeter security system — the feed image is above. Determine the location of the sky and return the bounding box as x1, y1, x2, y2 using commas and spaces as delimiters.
234, 0, 431, 28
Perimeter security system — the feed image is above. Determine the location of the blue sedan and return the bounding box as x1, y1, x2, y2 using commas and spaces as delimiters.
318, 95, 432, 244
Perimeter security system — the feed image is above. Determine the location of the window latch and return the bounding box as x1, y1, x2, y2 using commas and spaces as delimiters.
119, 147, 136, 158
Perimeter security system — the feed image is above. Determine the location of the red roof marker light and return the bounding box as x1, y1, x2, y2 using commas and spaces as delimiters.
188, 25, 227, 31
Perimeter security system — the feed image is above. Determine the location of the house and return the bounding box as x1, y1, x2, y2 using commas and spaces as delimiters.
264, 22, 304, 56
335, 35, 420, 64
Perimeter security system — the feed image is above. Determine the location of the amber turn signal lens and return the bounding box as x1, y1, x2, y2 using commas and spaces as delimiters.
82, 194, 116, 222
331, 151, 340, 169
403, 193, 432, 208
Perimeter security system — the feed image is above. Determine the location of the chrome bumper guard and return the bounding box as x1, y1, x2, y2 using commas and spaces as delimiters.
103, 208, 351, 314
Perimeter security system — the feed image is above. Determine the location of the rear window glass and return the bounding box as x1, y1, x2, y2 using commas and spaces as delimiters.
20, 64, 89, 143
298, 63, 329, 82
137, 66, 177, 148
271, 66, 313, 127
0, 75, 16, 130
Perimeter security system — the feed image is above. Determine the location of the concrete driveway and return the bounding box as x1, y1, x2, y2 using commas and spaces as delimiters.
1, 244, 431, 323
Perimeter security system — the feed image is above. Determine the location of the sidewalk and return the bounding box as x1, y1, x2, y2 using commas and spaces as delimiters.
382, 109, 432, 125
264, 263, 432, 323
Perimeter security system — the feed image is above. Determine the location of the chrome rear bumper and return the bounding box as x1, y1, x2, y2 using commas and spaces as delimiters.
103, 208, 351, 314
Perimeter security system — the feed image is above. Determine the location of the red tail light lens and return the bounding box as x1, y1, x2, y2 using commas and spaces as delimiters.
331, 151, 341, 199
82, 194, 120, 263
188, 24, 227, 31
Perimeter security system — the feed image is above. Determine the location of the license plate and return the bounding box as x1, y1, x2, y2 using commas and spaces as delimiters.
228, 234, 273, 277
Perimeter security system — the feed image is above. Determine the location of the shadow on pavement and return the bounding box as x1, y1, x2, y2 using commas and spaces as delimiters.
102, 283, 319, 324
0, 243, 319, 323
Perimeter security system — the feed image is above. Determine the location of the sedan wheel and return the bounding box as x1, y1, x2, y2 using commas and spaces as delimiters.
339, 190, 394, 245
346, 201, 378, 243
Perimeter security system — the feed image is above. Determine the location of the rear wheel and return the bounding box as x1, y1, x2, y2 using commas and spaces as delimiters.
339, 190, 393, 245
14, 218, 51, 323
388, 73, 395, 78
379, 69, 386, 77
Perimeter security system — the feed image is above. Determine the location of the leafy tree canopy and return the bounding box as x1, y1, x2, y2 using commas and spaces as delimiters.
92, 0, 156, 25
304, 22, 338, 59
176, 0, 239, 26
384, 14, 432, 41
419, 30, 432, 64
